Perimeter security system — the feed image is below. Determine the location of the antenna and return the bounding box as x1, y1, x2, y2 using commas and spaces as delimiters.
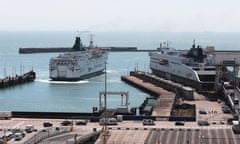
4, 63, 6, 78
193, 39, 196, 48
89, 34, 95, 48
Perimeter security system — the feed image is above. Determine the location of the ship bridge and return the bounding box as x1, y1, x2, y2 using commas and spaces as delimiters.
213, 51, 240, 65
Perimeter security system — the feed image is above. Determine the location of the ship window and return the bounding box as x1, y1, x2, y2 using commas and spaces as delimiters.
193, 68, 200, 70
198, 75, 215, 82
204, 68, 216, 71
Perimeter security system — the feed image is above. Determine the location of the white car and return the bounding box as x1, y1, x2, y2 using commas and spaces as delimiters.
142, 119, 155, 125
14, 133, 23, 141
99, 118, 117, 125
25, 125, 35, 133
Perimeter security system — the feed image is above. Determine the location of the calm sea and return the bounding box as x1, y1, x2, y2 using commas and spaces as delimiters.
0, 31, 240, 112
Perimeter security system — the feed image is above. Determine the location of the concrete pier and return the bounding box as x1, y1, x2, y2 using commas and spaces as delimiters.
122, 71, 194, 100
121, 73, 175, 117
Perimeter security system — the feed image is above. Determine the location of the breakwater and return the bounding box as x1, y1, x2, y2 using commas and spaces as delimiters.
19, 47, 157, 54
0, 70, 36, 88
19, 47, 76, 53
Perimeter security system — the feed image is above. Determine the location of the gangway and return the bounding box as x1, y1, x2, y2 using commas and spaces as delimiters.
221, 82, 240, 119
213, 51, 240, 120
99, 91, 129, 113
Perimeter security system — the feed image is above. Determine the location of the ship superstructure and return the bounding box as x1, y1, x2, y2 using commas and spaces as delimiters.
149, 41, 216, 90
49, 36, 108, 81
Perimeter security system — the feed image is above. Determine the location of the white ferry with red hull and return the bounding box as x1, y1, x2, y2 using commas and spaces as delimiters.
149, 42, 216, 90
49, 37, 108, 81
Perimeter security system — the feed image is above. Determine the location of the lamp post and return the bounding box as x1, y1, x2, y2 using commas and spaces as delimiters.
103, 62, 107, 144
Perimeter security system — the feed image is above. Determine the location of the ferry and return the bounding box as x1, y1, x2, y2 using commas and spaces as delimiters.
149, 41, 216, 90
49, 36, 108, 81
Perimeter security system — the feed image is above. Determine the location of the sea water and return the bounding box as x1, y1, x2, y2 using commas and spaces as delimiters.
0, 31, 240, 112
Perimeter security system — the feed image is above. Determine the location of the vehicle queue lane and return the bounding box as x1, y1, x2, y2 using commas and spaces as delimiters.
1, 118, 240, 144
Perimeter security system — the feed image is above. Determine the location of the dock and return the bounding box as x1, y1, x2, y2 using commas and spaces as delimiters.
0, 70, 36, 88
121, 72, 176, 117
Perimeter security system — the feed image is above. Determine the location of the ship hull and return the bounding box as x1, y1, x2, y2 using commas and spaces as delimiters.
49, 48, 108, 81
151, 68, 214, 91
50, 69, 104, 81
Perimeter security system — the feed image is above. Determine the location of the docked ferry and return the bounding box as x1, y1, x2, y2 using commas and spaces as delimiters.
49, 37, 108, 81
149, 41, 216, 90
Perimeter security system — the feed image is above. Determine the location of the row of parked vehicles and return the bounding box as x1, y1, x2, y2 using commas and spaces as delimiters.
60, 119, 88, 126
0, 125, 36, 143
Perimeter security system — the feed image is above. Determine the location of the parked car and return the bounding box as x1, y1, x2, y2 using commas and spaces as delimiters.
0, 139, 4, 144
75, 120, 88, 125
14, 132, 24, 141
198, 120, 209, 126
222, 107, 231, 113
175, 121, 185, 126
2, 132, 13, 141
61, 120, 73, 126
25, 125, 35, 133
227, 118, 238, 125
99, 118, 117, 125
232, 125, 240, 134
142, 119, 155, 125
43, 122, 53, 127
199, 110, 207, 114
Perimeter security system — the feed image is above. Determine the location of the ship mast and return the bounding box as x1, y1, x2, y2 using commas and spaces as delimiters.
89, 34, 95, 48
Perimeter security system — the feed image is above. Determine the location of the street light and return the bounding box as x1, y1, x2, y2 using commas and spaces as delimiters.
103, 61, 107, 144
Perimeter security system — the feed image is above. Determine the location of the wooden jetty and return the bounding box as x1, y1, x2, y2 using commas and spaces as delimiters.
0, 70, 36, 88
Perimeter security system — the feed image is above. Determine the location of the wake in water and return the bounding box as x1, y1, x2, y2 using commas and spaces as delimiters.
36, 79, 89, 84
35, 69, 121, 84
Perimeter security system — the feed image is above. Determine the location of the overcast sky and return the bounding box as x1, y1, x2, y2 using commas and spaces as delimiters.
0, 0, 239, 32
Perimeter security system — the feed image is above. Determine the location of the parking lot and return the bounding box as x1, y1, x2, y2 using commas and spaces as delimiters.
0, 118, 96, 144
0, 115, 239, 144
0, 91, 238, 144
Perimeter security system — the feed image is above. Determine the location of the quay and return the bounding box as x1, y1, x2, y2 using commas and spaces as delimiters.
1, 117, 239, 144
121, 71, 197, 121
0, 70, 36, 88
121, 72, 175, 117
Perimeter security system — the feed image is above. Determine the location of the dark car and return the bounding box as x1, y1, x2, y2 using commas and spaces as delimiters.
199, 110, 207, 114
43, 122, 53, 127
198, 120, 209, 126
232, 125, 240, 134
61, 120, 73, 126
175, 121, 185, 126
227, 118, 239, 125
75, 120, 88, 125
222, 107, 231, 114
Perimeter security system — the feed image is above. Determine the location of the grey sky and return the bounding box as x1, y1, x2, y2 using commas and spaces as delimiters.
0, 0, 239, 32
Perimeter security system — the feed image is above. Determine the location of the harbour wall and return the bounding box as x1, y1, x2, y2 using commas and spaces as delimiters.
19, 47, 157, 54
12, 111, 102, 119
11, 111, 195, 122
